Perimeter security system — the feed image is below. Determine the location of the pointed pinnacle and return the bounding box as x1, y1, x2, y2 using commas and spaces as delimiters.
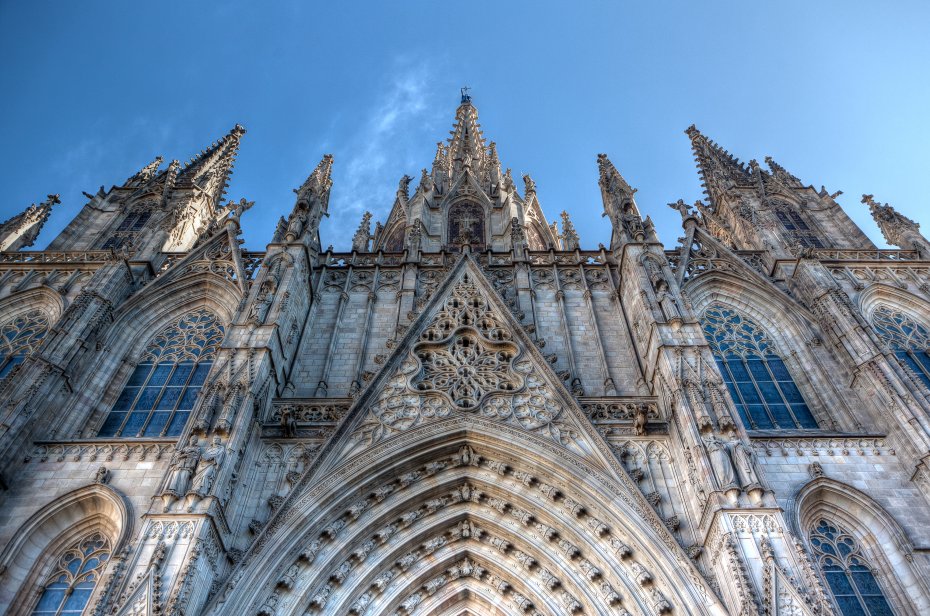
295, 154, 334, 201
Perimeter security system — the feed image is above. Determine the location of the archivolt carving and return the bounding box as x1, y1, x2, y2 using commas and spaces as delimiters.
354, 273, 577, 447
241, 447, 670, 616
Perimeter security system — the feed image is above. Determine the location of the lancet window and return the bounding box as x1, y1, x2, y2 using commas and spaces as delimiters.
700, 304, 817, 430
871, 304, 930, 388
98, 308, 223, 438
809, 519, 894, 616
774, 206, 824, 248
101, 210, 151, 250
30, 532, 111, 616
0, 309, 50, 380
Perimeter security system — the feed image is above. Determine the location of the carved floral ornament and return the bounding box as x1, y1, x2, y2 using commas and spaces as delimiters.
354, 273, 577, 447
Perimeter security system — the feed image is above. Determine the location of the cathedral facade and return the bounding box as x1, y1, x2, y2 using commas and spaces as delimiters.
0, 96, 929, 616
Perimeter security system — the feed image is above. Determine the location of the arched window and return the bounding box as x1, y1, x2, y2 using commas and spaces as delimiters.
98, 308, 223, 438
771, 199, 825, 249
809, 519, 895, 616
0, 309, 50, 380
31, 531, 111, 616
700, 304, 817, 430
871, 304, 930, 389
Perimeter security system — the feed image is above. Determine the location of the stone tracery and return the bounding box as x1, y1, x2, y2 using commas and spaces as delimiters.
354, 272, 577, 447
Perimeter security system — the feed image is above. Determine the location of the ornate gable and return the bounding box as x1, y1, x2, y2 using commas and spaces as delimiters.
308, 255, 621, 474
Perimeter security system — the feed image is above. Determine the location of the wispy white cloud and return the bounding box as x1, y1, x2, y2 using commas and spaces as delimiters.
320, 57, 448, 250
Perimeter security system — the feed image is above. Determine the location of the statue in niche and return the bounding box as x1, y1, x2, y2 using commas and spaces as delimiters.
703, 434, 738, 492
162, 436, 201, 510
448, 201, 485, 246
191, 436, 227, 496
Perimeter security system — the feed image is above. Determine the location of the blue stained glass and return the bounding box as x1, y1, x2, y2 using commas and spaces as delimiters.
746, 359, 771, 380
701, 304, 817, 430
33, 586, 66, 613
768, 404, 794, 427
62, 587, 93, 613
113, 387, 139, 411
835, 596, 867, 616
147, 364, 173, 386
168, 363, 194, 386
792, 404, 817, 426
778, 381, 805, 403
916, 351, 930, 373
99, 310, 222, 439
756, 381, 781, 400
189, 362, 213, 386
737, 382, 762, 404
123, 412, 148, 435
31, 533, 110, 616
811, 519, 895, 616
143, 412, 170, 436
767, 358, 792, 380
179, 388, 200, 410
863, 596, 894, 616
167, 411, 189, 436
97, 412, 125, 436
826, 571, 855, 595
851, 572, 882, 595
126, 363, 152, 386
135, 388, 161, 410
726, 360, 750, 381
155, 387, 182, 410
747, 405, 773, 428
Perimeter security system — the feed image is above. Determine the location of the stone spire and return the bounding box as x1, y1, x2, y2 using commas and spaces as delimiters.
864, 194, 930, 255
294, 153, 334, 211
446, 96, 487, 171
124, 155, 164, 188
598, 153, 644, 249
352, 211, 372, 252
560, 211, 579, 250
177, 124, 246, 206
685, 125, 752, 204
0, 194, 60, 251
285, 154, 334, 248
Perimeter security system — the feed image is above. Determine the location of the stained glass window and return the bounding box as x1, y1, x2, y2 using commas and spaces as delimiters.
0, 310, 50, 380
31, 532, 111, 616
871, 304, 930, 389
775, 208, 824, 248
809, 519, 895, 616
700, 304, 817, 430
98, 308, 223, 438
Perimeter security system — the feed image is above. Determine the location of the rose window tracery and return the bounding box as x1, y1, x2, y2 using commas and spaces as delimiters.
414, 331, 520, 409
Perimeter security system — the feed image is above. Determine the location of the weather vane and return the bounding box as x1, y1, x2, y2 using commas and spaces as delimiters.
460, 86, 472, 104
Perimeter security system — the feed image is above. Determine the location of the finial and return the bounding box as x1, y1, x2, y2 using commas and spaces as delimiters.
352, 211, 373, 252
460, 86, 472, 104
560, 211, 579, 250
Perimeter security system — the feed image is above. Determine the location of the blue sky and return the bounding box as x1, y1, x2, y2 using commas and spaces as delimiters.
1, 1, 928, 251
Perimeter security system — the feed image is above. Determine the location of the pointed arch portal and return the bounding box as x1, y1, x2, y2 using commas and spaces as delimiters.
208, 258, 723, 616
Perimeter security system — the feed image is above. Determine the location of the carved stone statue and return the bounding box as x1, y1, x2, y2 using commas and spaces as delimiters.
191, 436, 227, 496
729, 439, 762, 492
703, 434, 737, 491
165, 436, 201, 496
